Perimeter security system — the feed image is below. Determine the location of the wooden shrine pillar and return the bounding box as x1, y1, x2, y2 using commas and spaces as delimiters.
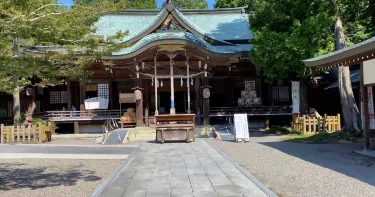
195, 78, 201, 125
167, 53, 177, 114
186, 56, 191, 114
79, 82, 86, 110
133, 60, 144, 127
67, 81, 72, 110
202, 64, 211, 126
144, 79, 150, 111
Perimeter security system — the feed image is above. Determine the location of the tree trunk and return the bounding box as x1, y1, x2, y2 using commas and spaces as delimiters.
12, 38, 21, 121
335, 17, 361, 132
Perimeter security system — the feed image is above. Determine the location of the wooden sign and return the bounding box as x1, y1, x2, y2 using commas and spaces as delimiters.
234, 114, 249, 142
119, 93, 135, 103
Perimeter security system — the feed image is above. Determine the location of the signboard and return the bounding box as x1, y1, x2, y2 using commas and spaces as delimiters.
291, 81, 300, 113
363, 59, 375, 85
234, 114, 249, 142
84, 97, 109, 110
368, 87, 375, 129
119, 93, 135, 103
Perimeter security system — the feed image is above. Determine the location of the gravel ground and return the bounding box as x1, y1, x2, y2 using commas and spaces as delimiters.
209, 133, 375, 197
0, 159, 121, 197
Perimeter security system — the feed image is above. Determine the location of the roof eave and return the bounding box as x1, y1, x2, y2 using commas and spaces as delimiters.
303, 36, 375, 68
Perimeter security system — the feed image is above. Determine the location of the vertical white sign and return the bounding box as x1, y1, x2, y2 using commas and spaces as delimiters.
291, 81, 300, 113
234, 114, 249, 141
367, 87, 375, 129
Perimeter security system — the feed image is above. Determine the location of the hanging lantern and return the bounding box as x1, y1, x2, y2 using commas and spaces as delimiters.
191, 77, 193, 85
181, 78, 183, 86
161, 79, 164, 87
142, 62, 145, 69
151, 77, 154, 86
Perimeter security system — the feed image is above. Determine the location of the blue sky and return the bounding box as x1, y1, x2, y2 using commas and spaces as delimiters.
57, 0, 215, 9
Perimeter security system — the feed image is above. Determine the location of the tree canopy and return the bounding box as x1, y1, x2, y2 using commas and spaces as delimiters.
216, 0, 374, 84
249, 0, 335, 84
214, 0, 251, 9
167, 0, 208, 9
128, 0, 157, 9
0, 0, 129, 93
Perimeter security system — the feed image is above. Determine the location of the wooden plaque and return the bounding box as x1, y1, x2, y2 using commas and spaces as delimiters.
119, 93, 135, 103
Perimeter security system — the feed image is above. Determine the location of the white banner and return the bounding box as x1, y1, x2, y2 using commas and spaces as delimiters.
291, 81, 300, 113
84, 97, 109, 110
234, 114, 249, 141
367, 87, 375, 129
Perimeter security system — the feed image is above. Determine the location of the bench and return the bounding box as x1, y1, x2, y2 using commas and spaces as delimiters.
118, 121, 136, 128
155, 114, 195, 144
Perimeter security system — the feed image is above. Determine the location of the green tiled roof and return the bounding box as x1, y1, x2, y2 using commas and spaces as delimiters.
112, 32, 250, 56
94, 7, 252, 43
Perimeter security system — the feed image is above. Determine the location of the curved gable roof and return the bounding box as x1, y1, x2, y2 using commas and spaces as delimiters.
110, 32, 247, 58
94, 6, 252, 45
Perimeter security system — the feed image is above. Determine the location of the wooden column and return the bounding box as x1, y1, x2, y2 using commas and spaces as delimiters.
168, 54, 177, 114
154, 56, 159, 115
228, 67, 234, 106
202, 77, 210, 126
67, 81, 72, 110
360, 63, 371, 150
74, 121, 80, 134
79, 82, 86, 110
134, 60, 144, 127
144, 79, 150, 111
109, 80, 113, 109
187, 58, 191, 114
195, 78, 201, 125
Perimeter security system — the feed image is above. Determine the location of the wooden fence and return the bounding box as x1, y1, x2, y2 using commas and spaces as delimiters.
1, 123, 53, 144
292, 114, 341, 135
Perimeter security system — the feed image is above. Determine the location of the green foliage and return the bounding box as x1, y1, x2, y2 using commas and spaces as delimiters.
165, 0, 208, 9
128, 0, 157, 9
336, 0, 374, 46
14, 114, 26, 125
249, 0, 336, 84
0, 0, 129, 94
214, 0, 252, 10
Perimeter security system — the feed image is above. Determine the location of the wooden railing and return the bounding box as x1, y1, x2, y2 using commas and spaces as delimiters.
1, 123, 54, 144
46, 110, 122, 121
209, 106, 292, 117
292, 114, 341, 135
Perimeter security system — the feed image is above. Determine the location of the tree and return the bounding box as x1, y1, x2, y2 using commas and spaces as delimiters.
165, 0, 207, 9
332, 0, 373, 132
128, 0, 157, 9
248, 0, 335, 84
0, 0, 129, 118
214, 0, 251, 10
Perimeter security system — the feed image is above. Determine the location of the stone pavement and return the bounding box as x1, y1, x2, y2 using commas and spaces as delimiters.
95, 139, 271, 197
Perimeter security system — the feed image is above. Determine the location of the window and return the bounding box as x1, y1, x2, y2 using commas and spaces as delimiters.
98, 84, 109, 99
272, 86, 290, 103
50, 91, 67, 104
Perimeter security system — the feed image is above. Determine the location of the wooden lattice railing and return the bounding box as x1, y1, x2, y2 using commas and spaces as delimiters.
1, 123, 54, 144
292, 114, 341, 134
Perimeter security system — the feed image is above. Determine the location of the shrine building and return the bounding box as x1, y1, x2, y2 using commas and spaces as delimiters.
0, 1, 292, 133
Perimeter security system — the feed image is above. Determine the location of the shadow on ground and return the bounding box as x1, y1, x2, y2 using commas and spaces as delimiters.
259, 136, 375, 187
0, 163, 101, 191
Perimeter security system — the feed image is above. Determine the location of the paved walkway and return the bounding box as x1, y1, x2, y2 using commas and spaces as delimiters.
95, 139, 270, 197
0, 144, 136, 160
